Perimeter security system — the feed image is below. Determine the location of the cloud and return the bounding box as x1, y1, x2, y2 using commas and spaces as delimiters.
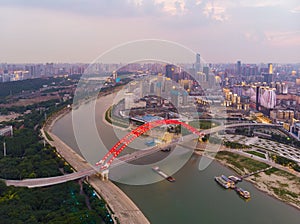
203, 1, 229, 22
0, 0, 166, 17
265, 30, 300, 46
0, 0, 298, 19
0, 0, 226, 21
238, 0, 288, 8
154, 0, 187, 15
1, 0, 300, 63
290, 6, 300, 13
0, 0, 191, 18
217, 0, 298, 9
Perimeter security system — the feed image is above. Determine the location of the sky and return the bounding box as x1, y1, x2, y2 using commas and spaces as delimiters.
0, 0, 300, 63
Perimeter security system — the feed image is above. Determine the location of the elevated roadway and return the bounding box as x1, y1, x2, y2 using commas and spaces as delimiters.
4, 136, 193, 188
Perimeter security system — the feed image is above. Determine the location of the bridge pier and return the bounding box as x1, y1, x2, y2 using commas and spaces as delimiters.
98, 170, 109, 181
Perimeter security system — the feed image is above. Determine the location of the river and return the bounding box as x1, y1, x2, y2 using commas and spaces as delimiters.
52, 94, 300, 224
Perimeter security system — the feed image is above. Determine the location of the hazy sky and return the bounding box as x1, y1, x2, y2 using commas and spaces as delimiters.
0, 0, 300, 63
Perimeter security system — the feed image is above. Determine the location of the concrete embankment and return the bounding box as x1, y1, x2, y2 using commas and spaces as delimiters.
42, 108, 150, 224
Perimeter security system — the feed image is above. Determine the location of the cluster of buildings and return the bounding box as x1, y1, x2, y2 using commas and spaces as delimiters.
0, 63, 88, 82
118, 56, 300, 139
213, 61, 300, 139
2, 56, 300, 138
124, 73, 192, 110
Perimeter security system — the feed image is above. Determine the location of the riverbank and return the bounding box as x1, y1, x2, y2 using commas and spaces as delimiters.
41, 103, 150, 223
50, 102, 300, 223
194, 143, 300, 210
45, 86, 300, 220
103, 105, 130, 131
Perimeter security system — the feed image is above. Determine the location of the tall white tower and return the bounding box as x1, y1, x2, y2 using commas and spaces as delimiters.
3, 142, 6, 157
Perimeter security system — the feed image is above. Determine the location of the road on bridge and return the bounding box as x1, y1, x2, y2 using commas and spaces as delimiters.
5, 122, 283, 188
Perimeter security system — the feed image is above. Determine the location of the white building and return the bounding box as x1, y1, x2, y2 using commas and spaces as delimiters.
0, 126, 13, 136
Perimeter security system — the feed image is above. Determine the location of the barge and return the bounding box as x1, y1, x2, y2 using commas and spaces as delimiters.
235, 187, 251, 199
152, 166, 176, 182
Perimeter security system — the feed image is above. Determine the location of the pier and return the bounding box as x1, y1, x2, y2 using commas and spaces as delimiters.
241, 166, 273, 179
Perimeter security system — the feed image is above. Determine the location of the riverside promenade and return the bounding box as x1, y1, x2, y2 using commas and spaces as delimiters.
42, 108, 150, 224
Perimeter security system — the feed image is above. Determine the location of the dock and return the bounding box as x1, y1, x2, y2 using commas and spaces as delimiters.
241, 166, 272, 179
214, 174, 252, 200
215, 167, 273, 200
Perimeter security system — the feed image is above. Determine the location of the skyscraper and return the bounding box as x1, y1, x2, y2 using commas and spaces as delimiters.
203, 66, 209, 82
182, 91, 188, 106
237, 61, 241, 75
150, 82, 155, 94
140, 79, 150, 98
170, 87, 179, 108
258, 87, 276, 109
263, 73, 273, 84
166, 64, 175, 79
268, 63, 273, 74
195, 53, 201, 73
156, 73, 163, 97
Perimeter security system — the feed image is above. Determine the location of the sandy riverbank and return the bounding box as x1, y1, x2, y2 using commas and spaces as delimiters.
42, 104, 150, 224
247, 170, 300, 209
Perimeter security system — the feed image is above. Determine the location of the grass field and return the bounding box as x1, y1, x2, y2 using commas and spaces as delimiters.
246, 150, 266, 159
215, 151, 269, 174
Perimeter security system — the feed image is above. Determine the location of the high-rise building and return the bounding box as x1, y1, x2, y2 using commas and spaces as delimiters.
45, 63, 54, 76
166, 64, 175, 79
207, 74, 216, 87
140, 79, 150, 98
179, 79, 193, 90
170, 87, 179, 108
263, 73, 273, 84
203, 66, 209, 82
112, 71, 118, 81
2, 71, 10, 82
258, 87, 276, 109
156, 74, 163, 97
268, 63, 273, 74
256, 86, 260, 110
197, 72, 206, 83
150, 82, 155, 94
162, 77, 173, 98
237, 61, 241, 75
282, 83, 288, 94
195, 53, 201, 73
182, 91, 188, 106
0, 126, 13, 136
275, 82, 288, 94
128, 81, 138, 92
125, 92, 135, 110
30, 65, 36, 77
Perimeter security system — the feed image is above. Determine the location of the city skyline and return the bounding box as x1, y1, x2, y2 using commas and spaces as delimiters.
0, 0, 300, 63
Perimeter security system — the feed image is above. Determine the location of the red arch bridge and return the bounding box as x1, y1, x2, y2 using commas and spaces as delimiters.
5, 122, 281, 188
95, 119, 204, 170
